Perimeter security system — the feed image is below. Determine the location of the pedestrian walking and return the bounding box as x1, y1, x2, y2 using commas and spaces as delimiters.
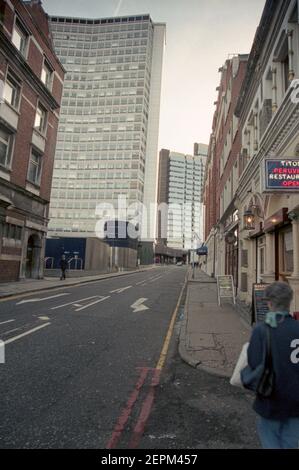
59, 255, 68, 280
244, 282, 299, 449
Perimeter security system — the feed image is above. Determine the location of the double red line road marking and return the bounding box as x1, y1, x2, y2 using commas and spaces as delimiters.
106, 274, 187, 449
106, 367, 161, 449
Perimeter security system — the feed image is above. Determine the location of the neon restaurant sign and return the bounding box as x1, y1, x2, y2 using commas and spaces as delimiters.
264, 159, 299, 191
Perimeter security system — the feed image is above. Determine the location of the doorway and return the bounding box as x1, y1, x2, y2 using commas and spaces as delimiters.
25, 234, 41, 278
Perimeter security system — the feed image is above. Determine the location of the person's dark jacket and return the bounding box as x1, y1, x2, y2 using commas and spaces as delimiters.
60, 259, 68, 270
247, 315, 299, 420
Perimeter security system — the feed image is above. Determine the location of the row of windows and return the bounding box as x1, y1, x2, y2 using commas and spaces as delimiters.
55, 39, 149, 49
51, 172, 141, 185
63, 76, 148, 90
56, 135, 145, 146
60, 94, 149, 108
64, 66, 147, 82
62, 79, 146, 89
63, 91, 145, 101
56, 134, 147, 145
60, 99, 147, 110
59, 123, 143, 132
54, 161, 142, 169
0, 124, 43, 186
51, 22, 151, 33
1, 222, 22, 241
54, 152, 143, 162
50, 191, 142, 202
53, 31, 150, 41
59, 111, 147, 121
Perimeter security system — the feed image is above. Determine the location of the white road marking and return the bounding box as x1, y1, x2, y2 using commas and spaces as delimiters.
16, 293, 70, 305
148, 275, 163, 283
136, 281, 146, 286
38, 316, 50, 321
2, 327, 21, 335
51, 296, 97, 310
75, 296, 110, 311
131, 298, 149, 313
110, 286, 132, 294
4, 323, 51, 345
0, 319, 15, 326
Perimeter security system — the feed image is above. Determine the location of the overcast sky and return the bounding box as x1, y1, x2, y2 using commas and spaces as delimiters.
42, 0, 266, 155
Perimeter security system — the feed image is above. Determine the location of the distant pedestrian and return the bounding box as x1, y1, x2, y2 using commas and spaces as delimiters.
245, 282, 299, 449
60, 255, 68, 280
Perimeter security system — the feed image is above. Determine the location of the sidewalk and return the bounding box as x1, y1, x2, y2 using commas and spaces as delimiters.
179, 269, 251, 378
0, 266, 155, 300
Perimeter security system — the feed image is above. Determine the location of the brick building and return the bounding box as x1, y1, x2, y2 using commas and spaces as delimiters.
202, 55, 248, 282
0, 0, 64, 281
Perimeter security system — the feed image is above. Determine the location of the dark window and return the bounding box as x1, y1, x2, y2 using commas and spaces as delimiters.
0, 125, 14, 169
28, 149, 42, 185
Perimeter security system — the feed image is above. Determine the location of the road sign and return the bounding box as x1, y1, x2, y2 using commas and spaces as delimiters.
217, 275, 235, 305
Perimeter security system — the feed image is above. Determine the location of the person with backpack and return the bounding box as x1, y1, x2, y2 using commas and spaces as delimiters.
245, 282, 299, 449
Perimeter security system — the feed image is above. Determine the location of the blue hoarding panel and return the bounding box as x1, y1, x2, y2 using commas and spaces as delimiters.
45, 238, 86, 269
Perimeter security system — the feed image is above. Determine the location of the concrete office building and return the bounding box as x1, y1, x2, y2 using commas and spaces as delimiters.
47, 14, 165, 240
157, 147, 207, 250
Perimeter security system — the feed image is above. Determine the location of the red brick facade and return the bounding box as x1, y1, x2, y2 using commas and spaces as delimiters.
0, 0, 64, 281
203, 56, 248, 240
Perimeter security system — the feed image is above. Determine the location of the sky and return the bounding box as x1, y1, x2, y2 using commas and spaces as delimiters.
42, 0, 266, 155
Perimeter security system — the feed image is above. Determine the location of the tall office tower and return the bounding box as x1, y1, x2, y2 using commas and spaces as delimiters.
193, 143, 208, 241
157, 149, 207, 250
47, 15, 165, 238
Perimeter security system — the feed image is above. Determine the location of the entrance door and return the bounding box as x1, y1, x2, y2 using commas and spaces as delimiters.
225, 229, 239, 290
25, 235, 34, 278
25, 235, 41, 278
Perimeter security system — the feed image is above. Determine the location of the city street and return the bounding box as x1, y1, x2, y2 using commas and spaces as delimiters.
0, 266, 187, 449
0, 266, 259, 449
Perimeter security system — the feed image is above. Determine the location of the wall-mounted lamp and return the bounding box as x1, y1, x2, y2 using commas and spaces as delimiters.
243, 208, 255, 230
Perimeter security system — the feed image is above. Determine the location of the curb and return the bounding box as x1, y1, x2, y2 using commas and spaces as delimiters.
0, 267, 155, 301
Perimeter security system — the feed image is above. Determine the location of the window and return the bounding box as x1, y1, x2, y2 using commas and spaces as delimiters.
34, 103, 47, 134
1, 223, 22, 241
281, 228, 293, 273
4, 72, 21, 109
282, 55, 290, 93
28, 149, 42, 185
0, 126, 14, 169
41, 61, 52, 90
12, 20, 28, 56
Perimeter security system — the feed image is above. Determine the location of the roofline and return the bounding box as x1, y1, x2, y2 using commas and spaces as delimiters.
235, 0, 278, 118
48, 13, 156, 25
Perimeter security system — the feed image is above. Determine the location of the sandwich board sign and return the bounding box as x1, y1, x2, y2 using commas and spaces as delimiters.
217, 275, 235, 306
252, 283, 270, 323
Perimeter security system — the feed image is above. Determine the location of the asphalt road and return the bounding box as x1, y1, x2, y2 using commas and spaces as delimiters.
0, 266, 187, 449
